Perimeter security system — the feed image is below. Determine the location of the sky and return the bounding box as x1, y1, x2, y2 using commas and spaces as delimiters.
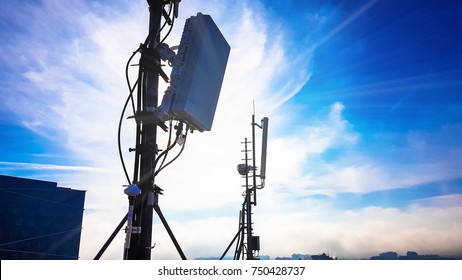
1, 0, 462, 260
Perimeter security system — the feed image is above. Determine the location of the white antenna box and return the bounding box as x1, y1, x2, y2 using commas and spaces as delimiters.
167, 13, 230, 132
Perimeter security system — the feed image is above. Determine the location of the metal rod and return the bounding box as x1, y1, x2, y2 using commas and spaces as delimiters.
252, 114, 257, 206
94, 213, 128, 260
123, 198, 135, 260
220, 226, 243, 260
154, 202, 187, 260
235, 207, 245, 260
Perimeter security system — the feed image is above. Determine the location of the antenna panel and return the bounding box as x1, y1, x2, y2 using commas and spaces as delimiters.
260, 117, 269, 180
169, 13, 230, 132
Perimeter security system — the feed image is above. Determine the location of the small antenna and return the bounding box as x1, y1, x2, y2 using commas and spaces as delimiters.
260, 117, 269, 181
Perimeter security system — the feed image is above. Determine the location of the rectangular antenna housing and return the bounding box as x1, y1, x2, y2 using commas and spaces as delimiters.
169, 13, 230, 132
260, 117, 269, 180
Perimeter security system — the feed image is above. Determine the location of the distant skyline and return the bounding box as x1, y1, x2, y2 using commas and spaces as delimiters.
1, 0, 462, 259
196, 250, 461, 260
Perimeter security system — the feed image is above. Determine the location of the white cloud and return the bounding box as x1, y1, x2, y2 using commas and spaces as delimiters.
253, 203, 462, 259
414, 194, 462, 208
265, 102, 360, 195
3, 0, 462, 260
0, 161, 108, 172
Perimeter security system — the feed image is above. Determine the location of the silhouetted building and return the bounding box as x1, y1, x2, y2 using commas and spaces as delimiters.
292, 253, 310, 260
399, 251, 444, 260
370, 251, 399, 260
275, 256, 293, 260
370, 251, 456, 260
0, 175, 85, 259
310, 253, 335, 260
275, 253, 336, 260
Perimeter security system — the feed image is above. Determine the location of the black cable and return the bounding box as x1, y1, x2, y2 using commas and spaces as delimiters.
118, 49, 141, 185
151, 130, 179, 177
154, 126, 188, 176
159, 6, 175, 46
126, 48, 140, 115
155, 121, 174, 172
155, 122, 183, 173
131, 121, 181, 187
158, 2, 173, 42
118, 83, 137, 185
144, 1, 173, 47
130, 133, 177, 189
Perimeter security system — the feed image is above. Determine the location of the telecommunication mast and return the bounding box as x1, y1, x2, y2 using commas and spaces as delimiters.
221, 114, 269, 260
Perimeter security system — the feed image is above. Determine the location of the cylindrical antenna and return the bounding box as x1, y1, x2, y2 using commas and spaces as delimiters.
260, 117, 269, 180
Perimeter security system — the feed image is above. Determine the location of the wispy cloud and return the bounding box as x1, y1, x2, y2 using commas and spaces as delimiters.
0, 161, 109, 172
312, 0, 380, 49
415, 194, 462, 208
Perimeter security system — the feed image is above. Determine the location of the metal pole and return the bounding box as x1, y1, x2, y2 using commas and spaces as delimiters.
252, 114, 258, 207
220, 226, 243, 260
127, 0, 162, 260
94, 214, 128, 260
245, 137, 254, 260
123, 197, 135, 259
154, 203, 187, 260
235, 208, 244, 259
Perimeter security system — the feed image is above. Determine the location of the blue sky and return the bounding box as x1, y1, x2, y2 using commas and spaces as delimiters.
1, 0, 462, 259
